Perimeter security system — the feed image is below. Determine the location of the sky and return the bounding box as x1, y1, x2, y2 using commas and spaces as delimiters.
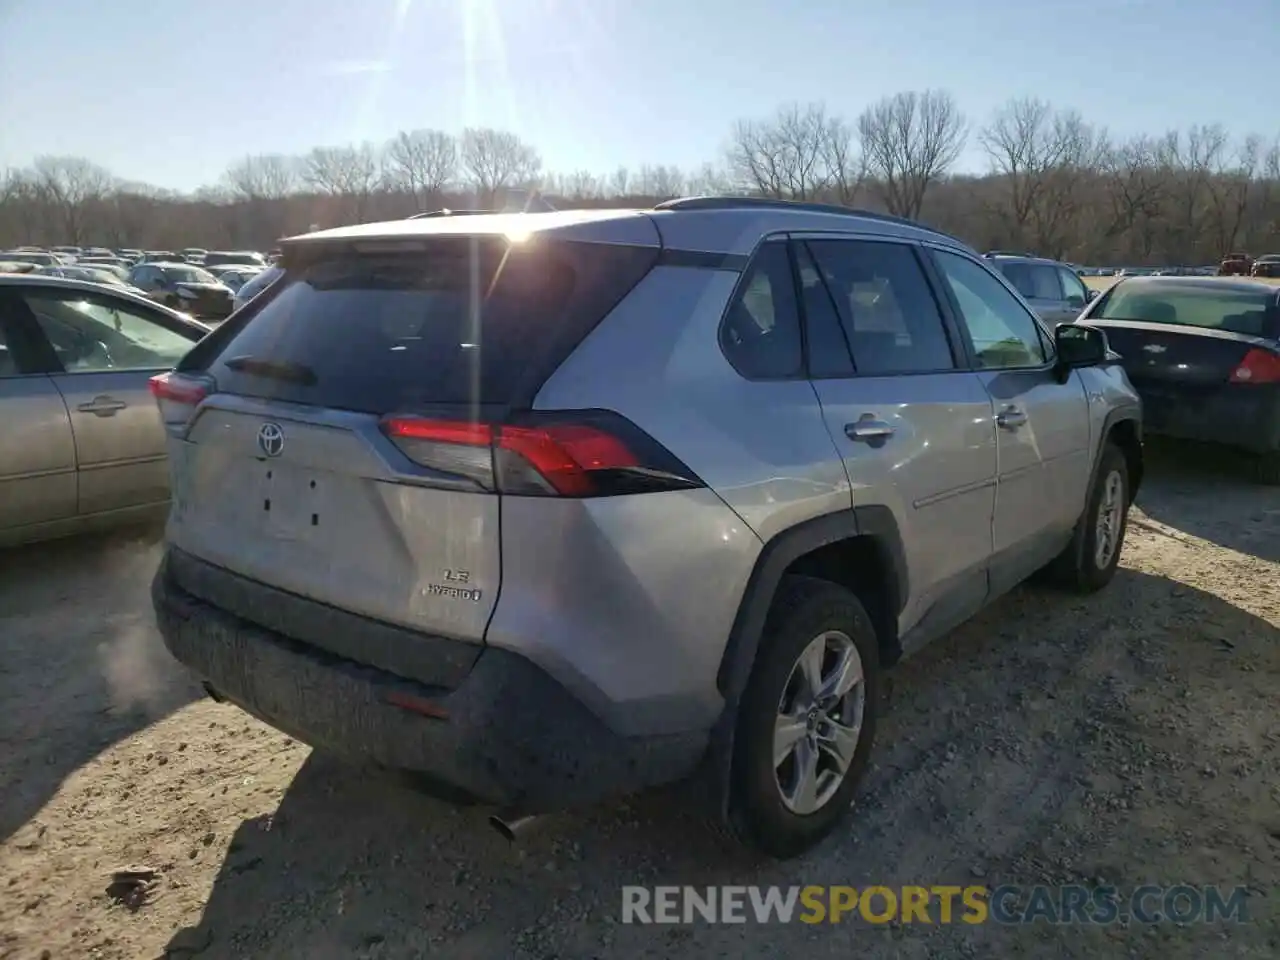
1, 0, 1277, 193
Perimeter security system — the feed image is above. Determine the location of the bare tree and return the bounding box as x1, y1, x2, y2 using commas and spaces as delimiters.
460, 128, 541, 207
303, 144, 382, 222
609, 166, 631, 198
858, 90, 967, 219
634, 164, 684, 199
31, 156, 114, 243
727, 102, 840, 200
4, 105, 1280, 266
383, 130, 456, 210
980, 99, 1106, 256
223, 154, 298, 201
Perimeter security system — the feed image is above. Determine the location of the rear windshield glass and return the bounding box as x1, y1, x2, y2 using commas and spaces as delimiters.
1094, 282, 1279, 336
207, 238, 655, 411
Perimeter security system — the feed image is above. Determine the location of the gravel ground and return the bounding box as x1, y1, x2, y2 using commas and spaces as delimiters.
1, 441, 1277, 960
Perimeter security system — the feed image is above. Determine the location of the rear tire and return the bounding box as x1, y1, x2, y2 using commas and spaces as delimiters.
1254, 452, 1280, 486
1045, 443, 1130, 593
726, 576, 879, 859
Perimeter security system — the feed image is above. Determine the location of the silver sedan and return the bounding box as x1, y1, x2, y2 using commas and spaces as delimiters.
0, 275, 210, 546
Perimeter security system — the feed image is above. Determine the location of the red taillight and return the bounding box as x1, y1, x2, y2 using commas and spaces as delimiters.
148, 371, 208, 404
148, 371, 211, 433
1229, 349, 1280, 384
380, 413, 699, 497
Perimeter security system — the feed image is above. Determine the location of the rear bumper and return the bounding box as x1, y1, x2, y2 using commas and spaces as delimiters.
1136, 382, 1280, 454
151, 549, 707, 811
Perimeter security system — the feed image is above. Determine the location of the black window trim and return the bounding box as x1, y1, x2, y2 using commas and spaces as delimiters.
923, 243, 1059, 373
788, 232, 968, 379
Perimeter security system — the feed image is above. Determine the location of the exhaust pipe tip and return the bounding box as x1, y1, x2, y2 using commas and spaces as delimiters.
489, 812, 540, 842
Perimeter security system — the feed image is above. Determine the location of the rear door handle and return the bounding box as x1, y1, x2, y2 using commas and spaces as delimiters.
996, 406, 1027, 430
77, 395, 128, 417
845, 417, 895, 443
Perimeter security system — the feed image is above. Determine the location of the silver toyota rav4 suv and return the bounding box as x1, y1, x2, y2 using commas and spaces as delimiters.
151, 198, 1143, 859
984, 252, 1098, 326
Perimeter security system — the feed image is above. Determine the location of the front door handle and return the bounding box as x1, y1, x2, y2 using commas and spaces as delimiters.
77, 395, 128, 417
996, 406, 1027, 430
845, 416, 895, 443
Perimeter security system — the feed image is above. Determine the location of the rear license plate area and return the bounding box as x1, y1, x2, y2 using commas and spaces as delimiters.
259, 462, 325, 540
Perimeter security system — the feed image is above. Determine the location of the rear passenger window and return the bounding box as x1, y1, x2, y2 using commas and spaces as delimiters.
805, 240, 955, 375
721, 241, 803, 379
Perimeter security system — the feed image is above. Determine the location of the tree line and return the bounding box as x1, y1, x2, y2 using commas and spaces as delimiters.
2, 91, 1278, 266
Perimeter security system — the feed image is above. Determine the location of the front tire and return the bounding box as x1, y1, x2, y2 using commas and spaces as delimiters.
726, 576, 879, 859
1047, 443, 1130, 592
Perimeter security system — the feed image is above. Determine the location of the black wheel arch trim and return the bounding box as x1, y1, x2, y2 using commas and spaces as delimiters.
714, 505, 907, 700
1096, 405, 1143, 501
696, 506, 907, 821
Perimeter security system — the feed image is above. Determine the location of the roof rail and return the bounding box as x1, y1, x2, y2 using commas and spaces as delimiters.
983, 250, 1035, 258
651, 196, 963, 244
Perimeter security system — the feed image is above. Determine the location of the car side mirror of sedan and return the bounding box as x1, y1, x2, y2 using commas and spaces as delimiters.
1085, 288, 1099, 302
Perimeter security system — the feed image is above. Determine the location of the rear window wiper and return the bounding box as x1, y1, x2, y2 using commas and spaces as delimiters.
223, 355, 318, 386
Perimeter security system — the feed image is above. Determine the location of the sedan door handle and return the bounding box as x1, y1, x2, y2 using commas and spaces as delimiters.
77, 395, 128, 417
845, 417, 895, 443
996, 406, 1027, 430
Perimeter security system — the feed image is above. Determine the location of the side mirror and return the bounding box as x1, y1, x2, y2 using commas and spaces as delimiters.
1085, 288, 1099, 303
1055, 324, 1109, 373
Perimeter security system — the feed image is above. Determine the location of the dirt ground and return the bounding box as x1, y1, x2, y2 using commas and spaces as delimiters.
1, 441, 1277, 960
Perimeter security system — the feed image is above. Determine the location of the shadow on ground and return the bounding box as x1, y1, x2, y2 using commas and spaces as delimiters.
0, 524, 200, 842
166, 557, 1279, 959
1135, 438, 1280, 564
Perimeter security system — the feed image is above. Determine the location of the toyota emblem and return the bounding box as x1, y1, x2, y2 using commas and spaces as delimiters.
258, 422, 285, 458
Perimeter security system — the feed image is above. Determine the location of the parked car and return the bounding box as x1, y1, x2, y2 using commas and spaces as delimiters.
49, 246, 82, 260
139, 251, 181, 264
0, 275, 209, 546
128, 262, 235, 321
1, 250, 64, 267
0, 261, 41, 275
983, 252, 1098, 325
203, 250, 267, 269
204, 264, 264, 294
35, 263, 146, 295
149, 198, 1143, 858
77, 255, 131, 270
229, 263, 282, 312
1075, 276, 1280, 483
180, 248, 208, 263
1218, 253, 1253, 276
1250, 254, 1280, 278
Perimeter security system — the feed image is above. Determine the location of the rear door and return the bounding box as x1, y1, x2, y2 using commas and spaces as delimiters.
797, 236, 998, 643
929, 248, 1092, 594
0, 293, 77, 532
18, 287, 201, 516
165, 233, 659, 645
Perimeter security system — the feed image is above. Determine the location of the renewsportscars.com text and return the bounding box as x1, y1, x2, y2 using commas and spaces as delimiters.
621, 884, 1250, 925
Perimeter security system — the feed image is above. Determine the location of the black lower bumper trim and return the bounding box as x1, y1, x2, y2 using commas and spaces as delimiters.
152, 550, 707, 811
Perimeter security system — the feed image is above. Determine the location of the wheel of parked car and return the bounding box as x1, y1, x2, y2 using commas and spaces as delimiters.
1046, 443, 1131, 592
727, 575, 880, 859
